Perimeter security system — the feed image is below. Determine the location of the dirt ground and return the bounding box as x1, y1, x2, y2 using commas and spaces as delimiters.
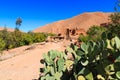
0, 40, 71, 80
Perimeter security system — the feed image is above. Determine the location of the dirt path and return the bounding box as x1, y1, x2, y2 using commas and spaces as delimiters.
0, 41, 70, 80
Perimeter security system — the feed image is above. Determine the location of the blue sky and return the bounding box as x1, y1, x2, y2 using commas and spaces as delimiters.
0, 0, 117, 32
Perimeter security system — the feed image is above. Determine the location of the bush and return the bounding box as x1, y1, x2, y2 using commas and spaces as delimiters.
107, 12, 120, 39
109, 12, 120, 25
0, 37, 5, 51
34, 33, 47, 43
108, 24, 120, 38
87, 25, 107, 41
47, 33, 56, 37
78, 25, 106, 42
0, 28, 52, 51
78, 35, 90, 43
22, 33, 34, 45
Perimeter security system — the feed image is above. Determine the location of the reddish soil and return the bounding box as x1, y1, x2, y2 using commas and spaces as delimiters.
0, 40, 71, 80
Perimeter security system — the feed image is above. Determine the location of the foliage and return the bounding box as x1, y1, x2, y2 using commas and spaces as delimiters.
0, 37, 5, 51
22, 33, 34, 45
87, 25, 106, 36
87, 25, 106, 41
47, 33, 56, 37
40, 32, 120, 80
78, 35, 90, 43
110, 0, 120, 25
110, 12, 120, 24
34, 33, 47, 43
108, 24, 120, 39
107, 1, 120, 38
108, 12, 120, 38
16, 17, 22, 28
0, 28, 55, 51
78, 25, 106, 42
12, 29, 25, 47
0, 28, 14, 49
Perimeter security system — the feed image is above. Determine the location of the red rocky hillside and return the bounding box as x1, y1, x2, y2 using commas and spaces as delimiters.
33, 12, 111, 36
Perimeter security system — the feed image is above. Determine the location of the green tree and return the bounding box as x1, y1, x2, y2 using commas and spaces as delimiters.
15, 17, 22, 29
110, 12, 120, 24
87, 25, 106, 41
110, 0, 120, 24
108, 1, 120, 38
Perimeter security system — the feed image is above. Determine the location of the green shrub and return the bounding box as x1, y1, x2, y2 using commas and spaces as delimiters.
78, 25, 107, 43
87, 25, 106, 35
0, 28, 51, 51
78, 35, 90, 43
47, 33, 56, 37
107, 12, 120, 39
34, 33, 47, 43
87, 25, 107, 41
22, 33, 34, 45
109, 12, 120, 25
5, 33, 15, 49
0, 37, 5, 51
107, 22, 120, 39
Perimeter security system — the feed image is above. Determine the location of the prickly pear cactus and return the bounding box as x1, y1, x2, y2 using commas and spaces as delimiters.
39, 32, 120, 80
40, 50, 74, 80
